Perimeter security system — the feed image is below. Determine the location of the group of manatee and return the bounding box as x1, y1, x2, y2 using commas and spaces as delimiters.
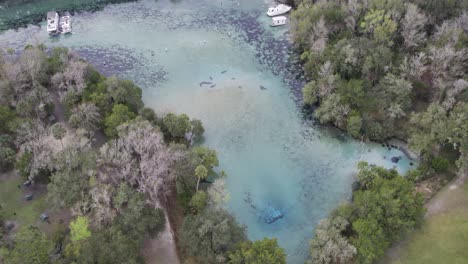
199, 70, 268, 91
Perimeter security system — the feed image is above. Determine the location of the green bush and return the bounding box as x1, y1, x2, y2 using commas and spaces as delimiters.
431, 157, 449, 172
15, 152, 32, 179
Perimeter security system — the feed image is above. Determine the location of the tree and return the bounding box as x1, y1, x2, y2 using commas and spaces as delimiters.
66, 216, 92, 258
112, 183, 165, 238
0, 106, 16, 133
409, 102, 467, 170
228, 238, 286, 264
104, 104, 136, 137
6, 226, 53, 264
195, 165, 208, 191
360, 9, 397, 45
346, 113, 362, 138
401, 3, 428, 49
73, 229, 141, 264
350, 163, 425, 261
308, 216, 356, 264
0, 135, 15, 172
50, 123, 66, 147
69, 103, 101, 132
105, 77, 143, 113
315, 94, 350, 129
208, 179, 230, 208
62, 59, 88, 94
99, 119, 184, 207
351, 218, 387, 264
190, 119, 205, 142
180, 208, 247, 263
191, 146, 219, 171
47, 142, 94, 208
162, 113, 191, 140
189, 190, 208, 213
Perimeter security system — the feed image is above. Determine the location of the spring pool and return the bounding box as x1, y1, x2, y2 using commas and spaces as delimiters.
0, 0, 416, 262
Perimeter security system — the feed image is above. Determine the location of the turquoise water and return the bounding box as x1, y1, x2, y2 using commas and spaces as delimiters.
0, 0, 415, 262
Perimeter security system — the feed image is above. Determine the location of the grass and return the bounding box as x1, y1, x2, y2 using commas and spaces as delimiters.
391, 182, 468, 264
0, 176, 47, 227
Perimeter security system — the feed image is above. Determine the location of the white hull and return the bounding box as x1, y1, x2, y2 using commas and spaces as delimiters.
47, 12, 59, 34
267, 4, 292, 17
271, 16, 287, 27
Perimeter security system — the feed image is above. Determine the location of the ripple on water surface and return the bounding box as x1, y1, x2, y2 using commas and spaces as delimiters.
0, 0, 416, 262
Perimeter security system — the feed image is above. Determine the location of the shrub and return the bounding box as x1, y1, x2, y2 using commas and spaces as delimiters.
431, 157, 449, 172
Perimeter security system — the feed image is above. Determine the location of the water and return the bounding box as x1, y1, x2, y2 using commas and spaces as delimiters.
0, 1, 416, 262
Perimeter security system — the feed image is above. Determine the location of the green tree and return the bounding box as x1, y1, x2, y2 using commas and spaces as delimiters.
431, 157, 449, 172
0, 106, 16, 133
65, 216, 92, 258
15, 151, 32, 179
6, 226, 53, 264
162, 113, 191, 140
228, 238, 286, 264
104, 104, 136, 137
0, 135, 15, 172
70, 216, 92, 242
191, 146, 219, 171
180, 208, 247, 263
50, 123, 66, 147
189, 190, 208, 213
360, 9, 397, 45
346, 113, 362, 138
352, 218, 388, 264
113, 183, 165, 239
74, 229, 141, 264
195, 165, 208, 191
190, 119, 205, 142
302, 81, 319, 105
105, 77, 143, 113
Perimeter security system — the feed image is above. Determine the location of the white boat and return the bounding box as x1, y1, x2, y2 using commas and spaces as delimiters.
59, 13, 72, 34
47, 11, 59, 34
271, 16, 287, 27
267, 4, 292, 17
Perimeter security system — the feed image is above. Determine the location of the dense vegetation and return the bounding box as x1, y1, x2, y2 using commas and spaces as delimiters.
290, 2, 467, 262
0, 45, 285, 264
291, 0, 467, 173
307, 162, 425, 264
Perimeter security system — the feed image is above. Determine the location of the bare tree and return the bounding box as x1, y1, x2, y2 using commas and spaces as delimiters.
69, 103, 102, 132
429, 45, 468, 101
402, 3, 428, 49
16, 120, 53, 181
63, 59, 88, 94
309, 16, 329, 53
98, 119, 185, 207
18, 47, 48, 88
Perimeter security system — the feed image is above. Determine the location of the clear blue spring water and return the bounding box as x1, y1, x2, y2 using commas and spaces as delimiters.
0, 1, 416, 262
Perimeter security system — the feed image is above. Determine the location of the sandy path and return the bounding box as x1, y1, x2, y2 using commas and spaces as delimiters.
141, 211, 180, 264
425, 170, 467, 217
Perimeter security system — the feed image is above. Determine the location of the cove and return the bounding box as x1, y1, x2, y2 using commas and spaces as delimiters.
0, 0, 415, 262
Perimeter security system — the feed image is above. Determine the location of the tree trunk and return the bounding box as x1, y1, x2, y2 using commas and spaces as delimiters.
196, 177, 200, 191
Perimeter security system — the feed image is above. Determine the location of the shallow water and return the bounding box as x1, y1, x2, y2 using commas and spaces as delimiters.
0, 0, 416, 262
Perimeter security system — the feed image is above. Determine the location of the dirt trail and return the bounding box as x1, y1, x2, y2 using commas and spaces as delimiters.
425, 170, 467, 217
141, 210, 180, 264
